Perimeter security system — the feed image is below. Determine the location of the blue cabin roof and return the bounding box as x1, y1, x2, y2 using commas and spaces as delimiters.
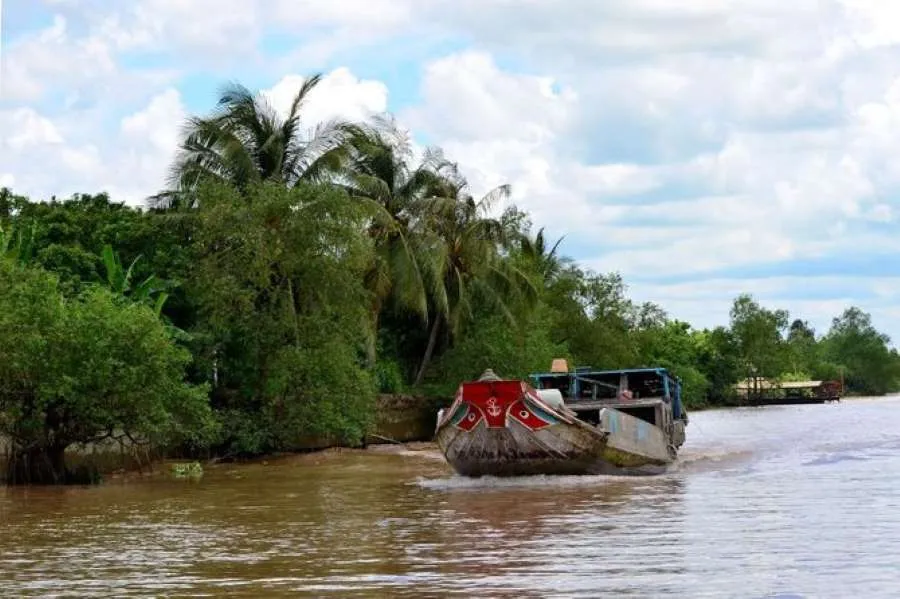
530, 366, 678, 380
528, 365, 686, 418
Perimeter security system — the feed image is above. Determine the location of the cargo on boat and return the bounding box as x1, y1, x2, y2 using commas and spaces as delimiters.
434, 361, 688, 477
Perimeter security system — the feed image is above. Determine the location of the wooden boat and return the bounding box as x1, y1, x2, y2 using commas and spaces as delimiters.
434, 361, 688, 477
736, 377, 842, 406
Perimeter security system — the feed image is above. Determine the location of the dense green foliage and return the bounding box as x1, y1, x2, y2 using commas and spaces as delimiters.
185, 181, 376, 455
3, 74, 900, 482
0, 259, 213, 484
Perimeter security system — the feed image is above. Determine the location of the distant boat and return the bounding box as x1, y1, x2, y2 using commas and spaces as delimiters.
735, 378, 843, 406
434, 361, 689, 477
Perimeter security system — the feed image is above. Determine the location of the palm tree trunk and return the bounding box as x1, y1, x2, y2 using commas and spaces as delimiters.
414, 314, 442, 386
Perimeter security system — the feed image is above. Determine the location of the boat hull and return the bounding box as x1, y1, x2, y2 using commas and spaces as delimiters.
435, 380, 676, 477
436, 415, 613, 477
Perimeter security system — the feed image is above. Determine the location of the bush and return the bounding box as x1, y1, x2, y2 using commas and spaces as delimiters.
374, 358, 406, 394
0, 260, 214, 484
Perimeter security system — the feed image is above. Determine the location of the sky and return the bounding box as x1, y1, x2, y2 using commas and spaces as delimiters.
3, 0, 900, 343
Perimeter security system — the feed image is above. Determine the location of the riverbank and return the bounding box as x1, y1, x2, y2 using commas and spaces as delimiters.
0, 394, 451, 482
367, 394, 450, 444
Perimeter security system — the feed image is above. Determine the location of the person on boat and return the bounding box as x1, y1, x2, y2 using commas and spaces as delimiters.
617, 388, 633, 401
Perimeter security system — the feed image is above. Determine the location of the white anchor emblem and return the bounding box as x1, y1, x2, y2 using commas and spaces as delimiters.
486, 397, 502, 417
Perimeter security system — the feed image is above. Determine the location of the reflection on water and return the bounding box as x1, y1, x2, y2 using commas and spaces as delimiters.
2, 398, 900, 597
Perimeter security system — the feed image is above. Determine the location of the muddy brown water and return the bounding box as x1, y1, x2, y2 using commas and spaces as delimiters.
2, 397, 900, 598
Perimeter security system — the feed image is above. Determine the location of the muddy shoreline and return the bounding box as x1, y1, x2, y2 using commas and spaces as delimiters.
0, 394, 450, 482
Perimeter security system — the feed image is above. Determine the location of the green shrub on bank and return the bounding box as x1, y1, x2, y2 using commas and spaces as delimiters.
0, 259, 214, 484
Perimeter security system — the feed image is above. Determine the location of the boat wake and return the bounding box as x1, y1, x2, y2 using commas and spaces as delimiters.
413, 472, 640, 491
410, 445, 762, 488
660, 447, 757, 475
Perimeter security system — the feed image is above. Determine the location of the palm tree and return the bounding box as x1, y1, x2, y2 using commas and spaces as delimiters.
153, 74, 350, 208
339, 117, 451, 366
413, 175, 537, 385
519, 226, 569, 282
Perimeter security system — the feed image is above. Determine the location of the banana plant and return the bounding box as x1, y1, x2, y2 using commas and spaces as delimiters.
101, 244, 169, 317
0, 222, 35, 266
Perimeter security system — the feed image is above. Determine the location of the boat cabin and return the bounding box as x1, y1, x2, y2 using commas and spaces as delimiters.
529, 362, 685, 429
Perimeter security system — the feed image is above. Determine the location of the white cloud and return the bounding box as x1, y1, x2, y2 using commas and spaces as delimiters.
261, 68, 389, 129
102, 0, 262, 54
1, 15, 118, 102
270, 0, 412, 30
414, 0, 837, 63
405, 52, 577, 143
393, 7, 900, 280
5, 0, 900, 340
36, 0, 417, 73
868, 204, 893, 222
120, 88, 183, 152
0, 66, 391, 205
839, 0, 900, 49
628, 276, 900, 342
401, 52, 582, 225
1, 11, 178, 109
2, 108, 65, 149
0, 88, 186, 204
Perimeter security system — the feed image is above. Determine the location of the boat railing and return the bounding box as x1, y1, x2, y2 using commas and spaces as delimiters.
573, 375, 619, 391
566, 396, 665, 408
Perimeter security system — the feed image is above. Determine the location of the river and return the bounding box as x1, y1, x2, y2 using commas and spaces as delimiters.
2, 397, 899, 597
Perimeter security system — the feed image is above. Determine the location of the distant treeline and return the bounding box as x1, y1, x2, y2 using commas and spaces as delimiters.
2, 75, 898, 484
